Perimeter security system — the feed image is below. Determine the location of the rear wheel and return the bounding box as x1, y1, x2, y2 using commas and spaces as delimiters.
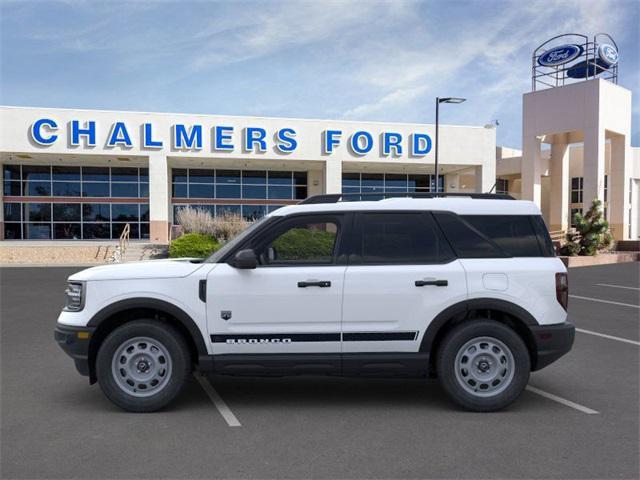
96, 320, 191, 412
436, 320, 530, 412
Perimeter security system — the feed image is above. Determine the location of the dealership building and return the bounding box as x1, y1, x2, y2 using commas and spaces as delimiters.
0, 34, 638, 246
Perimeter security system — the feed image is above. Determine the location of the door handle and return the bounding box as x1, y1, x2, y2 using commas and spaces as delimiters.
415, 279, 448, 287
298, 280, 331, 288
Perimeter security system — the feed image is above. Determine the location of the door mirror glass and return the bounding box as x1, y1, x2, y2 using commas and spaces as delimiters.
231, 249, 258, 269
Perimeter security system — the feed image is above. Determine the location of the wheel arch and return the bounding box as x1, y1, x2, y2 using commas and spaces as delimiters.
421, 299, 539, 373
86, 298, 208, 383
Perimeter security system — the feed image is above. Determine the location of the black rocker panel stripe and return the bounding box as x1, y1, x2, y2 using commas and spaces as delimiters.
211, 333, 340, 343
342, 331, 418, 341
210, 332, 418, 343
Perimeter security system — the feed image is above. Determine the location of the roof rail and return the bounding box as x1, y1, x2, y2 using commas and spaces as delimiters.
299, 192, 515, 204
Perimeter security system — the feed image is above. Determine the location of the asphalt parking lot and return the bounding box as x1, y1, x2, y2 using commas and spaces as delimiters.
1, 263, 638, 479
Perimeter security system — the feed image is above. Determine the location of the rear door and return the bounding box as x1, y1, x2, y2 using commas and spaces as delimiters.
341, 212, 467, 367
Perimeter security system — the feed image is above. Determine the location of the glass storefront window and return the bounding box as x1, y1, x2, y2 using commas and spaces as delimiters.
2, 165, 149, 240
170, 168, 308, 224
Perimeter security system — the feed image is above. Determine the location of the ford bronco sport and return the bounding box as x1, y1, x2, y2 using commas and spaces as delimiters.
55, 193, 574, 412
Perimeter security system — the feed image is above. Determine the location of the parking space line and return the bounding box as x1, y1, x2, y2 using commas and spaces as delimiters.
195, 374, 242, 427
569, 294, 639, 309
576, 327, 640, 346
595, 283, 640, 291
525, 386, 599, 415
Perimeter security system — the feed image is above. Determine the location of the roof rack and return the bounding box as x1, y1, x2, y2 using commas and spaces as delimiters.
299, 192, 515, 205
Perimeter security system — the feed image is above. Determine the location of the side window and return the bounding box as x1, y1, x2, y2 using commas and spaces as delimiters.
462, 215, 543, 257
352, 212, 454, 264
433, 212, 506, 258
257, 216, 340, 265
531, 215, 556, 257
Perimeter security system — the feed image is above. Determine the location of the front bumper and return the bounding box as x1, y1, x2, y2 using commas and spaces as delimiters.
529, 320, 575, 371
54, 324, 95, 377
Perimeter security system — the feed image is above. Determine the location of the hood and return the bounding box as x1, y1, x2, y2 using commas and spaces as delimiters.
69, 258, 207, 282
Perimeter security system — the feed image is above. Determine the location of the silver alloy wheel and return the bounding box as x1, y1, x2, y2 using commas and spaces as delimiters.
111, 336, 173, 398
454, 336, 515, 397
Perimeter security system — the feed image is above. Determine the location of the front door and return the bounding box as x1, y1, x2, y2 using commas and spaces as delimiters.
341, 212, 467, 365
206, 214, 346, 358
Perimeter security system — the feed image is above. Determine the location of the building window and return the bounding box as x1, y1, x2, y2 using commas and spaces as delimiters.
496, 178, 509, 195
341, 173, 443, 196
570, 177, 583, 204
570, 208, 582, 228
171, 168, 307, 223
3, 164, 149, 240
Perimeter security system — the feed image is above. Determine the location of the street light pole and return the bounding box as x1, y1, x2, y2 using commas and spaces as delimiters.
435, 97, 440, 193
434, 97, 466, 193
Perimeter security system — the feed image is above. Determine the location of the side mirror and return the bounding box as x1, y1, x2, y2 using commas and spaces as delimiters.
231, 249, 258, 269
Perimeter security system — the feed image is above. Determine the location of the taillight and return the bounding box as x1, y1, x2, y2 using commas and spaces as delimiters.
556, 272, 568, 311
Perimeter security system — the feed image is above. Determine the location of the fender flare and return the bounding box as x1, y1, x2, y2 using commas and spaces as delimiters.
87, 297, 209, 357
419, 298, 538, 353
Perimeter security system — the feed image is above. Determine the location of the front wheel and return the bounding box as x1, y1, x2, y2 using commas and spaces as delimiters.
96, 320, 191, 412
436, 320, 530, 412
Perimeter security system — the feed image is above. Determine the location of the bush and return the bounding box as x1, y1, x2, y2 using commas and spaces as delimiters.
169, 233, 220, 258
560, 199, 614, 256
272, 228, 335, 261
176, 207, 250, 243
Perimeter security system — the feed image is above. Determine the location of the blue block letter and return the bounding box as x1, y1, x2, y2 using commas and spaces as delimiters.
30, 118, 58, 145
173, 124, 203, 150
323, 130, 342, 154
71, 120, 96, 146
107, 122, 133, 147
350, 131, 373, 155
275, 128, 297, 153
383, 132, 403, 156
143, 123, 163, 148
411, 133, 432, 156
214, 126, 234, 151
244, 127, 267, 152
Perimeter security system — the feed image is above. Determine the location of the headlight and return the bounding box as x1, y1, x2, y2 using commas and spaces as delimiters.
63, 282, 85, 312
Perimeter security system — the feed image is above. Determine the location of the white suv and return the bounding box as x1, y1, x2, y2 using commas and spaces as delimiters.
55, 193, 574, 412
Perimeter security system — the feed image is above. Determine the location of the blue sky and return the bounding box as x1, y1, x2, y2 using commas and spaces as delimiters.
1, 0, 638, 148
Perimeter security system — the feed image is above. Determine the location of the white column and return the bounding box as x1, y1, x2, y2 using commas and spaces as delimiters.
582, 126, 606, 209
445, 173, 460, 192
549, 136, 570, 231
474, 161, 495, 193
324, 159, 342, 194
609, 134, 631, 240
522, 135, 543, 206
148, 153, 170, 244
307, 169, 324, 196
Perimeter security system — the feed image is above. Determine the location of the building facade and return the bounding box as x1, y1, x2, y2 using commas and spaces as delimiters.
0, 106, 496, 243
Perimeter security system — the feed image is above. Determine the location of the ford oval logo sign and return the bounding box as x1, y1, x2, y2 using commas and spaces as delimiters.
598, 44, 618, 67
538, 44, 583, 67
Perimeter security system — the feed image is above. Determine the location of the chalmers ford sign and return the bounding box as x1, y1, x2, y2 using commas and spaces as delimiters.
29, 118, 434, 157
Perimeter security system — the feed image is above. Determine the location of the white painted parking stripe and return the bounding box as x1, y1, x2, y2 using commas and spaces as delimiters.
569, 294, 640, 309
596, 283, 640, 291
526, 386, 599, 415
195, 374, 242, 427
576, 327, 640, 346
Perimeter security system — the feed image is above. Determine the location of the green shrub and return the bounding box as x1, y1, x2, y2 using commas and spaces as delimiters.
560, 199, 614, 256
272, 228, 336, 261
169, 233, 220, 259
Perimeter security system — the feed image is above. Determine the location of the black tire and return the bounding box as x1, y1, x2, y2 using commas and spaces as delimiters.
436, 319, 530, 412
96, 319, 191, 412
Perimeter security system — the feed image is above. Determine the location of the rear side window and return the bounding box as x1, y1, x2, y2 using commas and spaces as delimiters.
352, 212, 454, 264
433, 212, 506, 258
462, 215, 544, 257
531, 215, 555, 257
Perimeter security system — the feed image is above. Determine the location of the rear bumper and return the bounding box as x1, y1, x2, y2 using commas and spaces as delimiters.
529, 320, 575, 371
54, 324, 95, 377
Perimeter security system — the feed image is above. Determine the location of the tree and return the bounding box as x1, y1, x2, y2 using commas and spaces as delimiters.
560, 199, 614, 256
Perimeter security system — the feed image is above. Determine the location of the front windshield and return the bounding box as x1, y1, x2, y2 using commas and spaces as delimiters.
206, 215, 272, 263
